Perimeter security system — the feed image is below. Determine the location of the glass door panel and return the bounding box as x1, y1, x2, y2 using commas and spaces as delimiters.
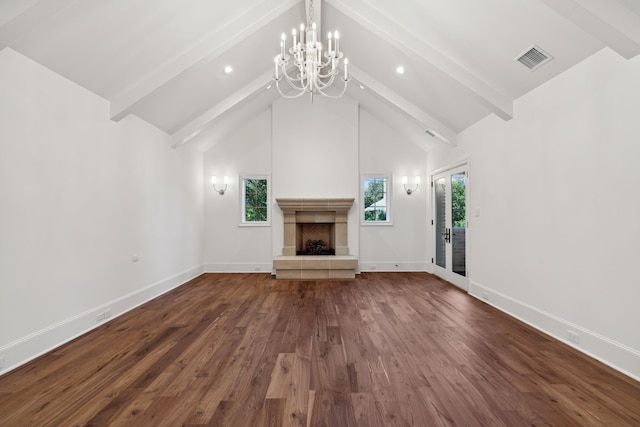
432, 165, 468, 290
451, 172, 466, 277
434, 177, 447, 269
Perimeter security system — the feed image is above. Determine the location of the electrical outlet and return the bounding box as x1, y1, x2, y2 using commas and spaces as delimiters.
132, 254, 139, 262
370, 265, 377, 270
568, 330, 580, 344
104, 309, 111, 318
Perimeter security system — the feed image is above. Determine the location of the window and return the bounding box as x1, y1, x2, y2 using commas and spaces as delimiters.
362, 174, 391, 224
241, 175, 270, 225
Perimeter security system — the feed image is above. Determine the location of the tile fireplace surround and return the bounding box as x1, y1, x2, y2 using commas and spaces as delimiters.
273, 198, 358, 279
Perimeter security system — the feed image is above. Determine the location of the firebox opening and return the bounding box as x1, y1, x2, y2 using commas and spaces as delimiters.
296, 222, 335, 256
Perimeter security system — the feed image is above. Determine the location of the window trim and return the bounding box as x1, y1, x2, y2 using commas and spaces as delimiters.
239, 174, 271, 227
361, 173, 393, 226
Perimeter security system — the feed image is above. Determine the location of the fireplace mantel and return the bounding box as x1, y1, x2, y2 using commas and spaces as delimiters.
274, 198, 358, 279
276, 198, 355, 213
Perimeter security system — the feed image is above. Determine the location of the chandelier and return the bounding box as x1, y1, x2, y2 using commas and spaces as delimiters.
273, 0, 349, 101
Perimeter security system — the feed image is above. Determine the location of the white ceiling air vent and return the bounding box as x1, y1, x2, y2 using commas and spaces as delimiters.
516, 45, 552, 71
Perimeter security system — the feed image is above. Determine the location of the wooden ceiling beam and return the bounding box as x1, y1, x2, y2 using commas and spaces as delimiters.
349, 65, 457, 146
109, 0, 300, 123
326, 0, 514, 122
170, 69, 275, 148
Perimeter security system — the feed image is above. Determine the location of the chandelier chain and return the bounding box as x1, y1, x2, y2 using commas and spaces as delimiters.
307, 0, 314, 27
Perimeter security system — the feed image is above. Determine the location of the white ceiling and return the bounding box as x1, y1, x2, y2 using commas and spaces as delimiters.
2, 0, 639, 151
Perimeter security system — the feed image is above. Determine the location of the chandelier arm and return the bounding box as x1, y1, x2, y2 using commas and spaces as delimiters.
315, 58, 330, 68
275, 79, 308, 99
313, 74, 337, 91
279, 69, 308, 92
316, 69, 339, 80
315, 78, 350, 98
323, 52, 343, 61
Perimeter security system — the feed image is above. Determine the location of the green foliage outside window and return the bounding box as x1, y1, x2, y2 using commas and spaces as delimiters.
244, 178, 268, 222
363, 178, 388, 222
452, 178, 466, 228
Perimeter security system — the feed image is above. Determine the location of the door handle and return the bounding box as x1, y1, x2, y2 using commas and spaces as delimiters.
445, 228, 451, 243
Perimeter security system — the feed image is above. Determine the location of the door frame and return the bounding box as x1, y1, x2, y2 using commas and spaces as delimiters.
431, 160, 469, 291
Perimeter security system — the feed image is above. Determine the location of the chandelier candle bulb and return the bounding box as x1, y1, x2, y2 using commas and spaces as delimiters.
292, 28, 297, 48
335, 31, 340, 54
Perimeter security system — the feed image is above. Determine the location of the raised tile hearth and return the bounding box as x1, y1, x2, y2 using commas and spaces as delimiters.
274, 198, 358, 279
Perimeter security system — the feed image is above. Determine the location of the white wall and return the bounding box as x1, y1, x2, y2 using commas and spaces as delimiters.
427, 48, 640, 380
359, 108, 428, 271
0, 48, 204, 374
203, 109, 273, 272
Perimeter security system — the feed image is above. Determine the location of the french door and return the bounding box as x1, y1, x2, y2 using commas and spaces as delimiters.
432, 164, 468, 290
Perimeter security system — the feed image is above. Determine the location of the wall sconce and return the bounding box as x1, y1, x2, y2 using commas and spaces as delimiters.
402, 175, 420, 195
211, 175, 229, 195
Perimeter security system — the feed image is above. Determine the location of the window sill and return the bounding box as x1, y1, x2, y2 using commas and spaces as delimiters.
239, 222, 271, 227
360, 221, 393, 226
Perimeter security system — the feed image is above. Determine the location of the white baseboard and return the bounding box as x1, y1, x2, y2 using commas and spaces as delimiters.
469, 280, 640, 382
204, 263, 274, 273
359, 262, 429, 272
0, 264, 204, 376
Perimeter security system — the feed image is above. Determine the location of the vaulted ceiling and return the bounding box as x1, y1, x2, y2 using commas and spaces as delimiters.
2, 0, 639, 151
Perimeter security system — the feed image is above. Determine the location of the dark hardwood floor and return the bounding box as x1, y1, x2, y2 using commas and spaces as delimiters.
0, 272, 638, 426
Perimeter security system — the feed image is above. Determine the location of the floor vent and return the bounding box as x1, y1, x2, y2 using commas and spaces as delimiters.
516, 45, 552, 70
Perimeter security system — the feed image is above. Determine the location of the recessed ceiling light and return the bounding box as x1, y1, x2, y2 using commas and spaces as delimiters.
266, 85, 272, 90
396, 66, 405, 75
224, 65, 233, 74
359, 85, 365, 90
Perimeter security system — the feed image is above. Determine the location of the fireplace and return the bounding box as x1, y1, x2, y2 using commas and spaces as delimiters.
273, 198, 358, 279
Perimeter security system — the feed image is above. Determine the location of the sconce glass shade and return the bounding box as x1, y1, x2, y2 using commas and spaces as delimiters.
403, 175, 420, 195
211, 176, 229, 185
211, 175, 229, 195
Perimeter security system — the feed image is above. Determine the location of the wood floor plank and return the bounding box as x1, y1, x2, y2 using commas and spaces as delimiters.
0, 272, 638, 426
